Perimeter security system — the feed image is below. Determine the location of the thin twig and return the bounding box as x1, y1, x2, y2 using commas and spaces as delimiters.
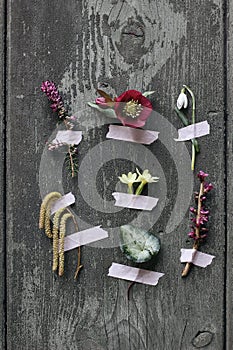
68, 146, 75, 178
127, 281, 136, 300
66, 208, 83, 279
63, 119, 76, 178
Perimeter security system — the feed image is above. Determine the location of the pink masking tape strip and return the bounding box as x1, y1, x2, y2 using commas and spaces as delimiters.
64, 226, 108, 251
52, 130, 82, 145
51, 192, 75, 215
108, 263, 164, 286
174, 121, 210, 142
106, 125, 159, 144
112, 192, 158, 211
180, 249, 215, 267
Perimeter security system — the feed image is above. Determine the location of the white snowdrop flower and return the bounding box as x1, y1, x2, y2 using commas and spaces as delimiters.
177, 91, 188, 110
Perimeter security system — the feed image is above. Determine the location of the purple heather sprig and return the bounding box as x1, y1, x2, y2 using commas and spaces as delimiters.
182, 170, 213, 277
41, 81, 65, 116
41, 80, 78, 177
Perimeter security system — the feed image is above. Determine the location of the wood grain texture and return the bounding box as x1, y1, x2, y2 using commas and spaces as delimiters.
6, 0, 226, 349
226, 0, 233, 349
0, 0, 5, 349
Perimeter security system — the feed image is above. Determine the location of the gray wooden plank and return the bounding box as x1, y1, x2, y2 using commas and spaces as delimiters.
0, 0, 6, 349
226, 0, 233, 349
7, 1, 225, 349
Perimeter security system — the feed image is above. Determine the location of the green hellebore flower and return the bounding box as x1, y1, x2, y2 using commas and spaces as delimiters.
118, 171, 138, 185
136, 168, 159, 184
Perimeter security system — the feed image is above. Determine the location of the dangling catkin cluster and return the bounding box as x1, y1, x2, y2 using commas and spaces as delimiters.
39, 192, 61, 231
39, 192, 72, 277
52, 207, 66, 272
58, 213, 72, 276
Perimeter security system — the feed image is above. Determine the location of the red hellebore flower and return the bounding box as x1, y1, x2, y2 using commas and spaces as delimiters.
114, 90, 153, 128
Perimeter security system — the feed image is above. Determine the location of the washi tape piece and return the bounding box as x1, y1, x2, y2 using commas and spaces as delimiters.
180, 248, 215, 268
64, 226, 108, 252
108, 263, 164, 286
52, 130, 82, 145
106, 125, 159, 144
174, 121, 210, 142
112, 192, 159, 211
51, 192, 75, 215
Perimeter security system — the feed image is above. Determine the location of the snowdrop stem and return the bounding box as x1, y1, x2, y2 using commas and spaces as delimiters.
183, 85, 196, 170
191, 144, 195, 171
174, 107, 200, 153
183, 85, 196, 124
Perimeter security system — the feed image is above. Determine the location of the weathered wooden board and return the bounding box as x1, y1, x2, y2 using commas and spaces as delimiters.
226, 0, 233, 349
6, 0, 226, 349
0, 0, 5, 349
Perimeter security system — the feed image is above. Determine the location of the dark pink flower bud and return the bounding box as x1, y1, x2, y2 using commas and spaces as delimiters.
188, 231, 195, 238
200, 209, 209, 215
204, 183, 214, 193
95, 97, 109, 108
197, 170, 209, 181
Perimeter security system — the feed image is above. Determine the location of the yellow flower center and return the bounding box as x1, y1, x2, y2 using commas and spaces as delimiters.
123, 100, 143, 119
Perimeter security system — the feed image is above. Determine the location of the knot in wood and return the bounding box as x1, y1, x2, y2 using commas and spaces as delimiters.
116, 19, 146, 63
192, 331, 214, 348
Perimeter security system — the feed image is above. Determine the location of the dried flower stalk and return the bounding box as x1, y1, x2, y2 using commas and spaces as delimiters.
41, 81, 78, 177
182, 171, 213, 277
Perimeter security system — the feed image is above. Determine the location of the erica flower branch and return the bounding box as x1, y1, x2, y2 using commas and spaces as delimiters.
41, 81, 78, 177
182, 171, 213, 277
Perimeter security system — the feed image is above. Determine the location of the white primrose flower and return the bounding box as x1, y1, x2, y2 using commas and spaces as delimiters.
118, 172, 138, 185
136, 168, 159, 184
177, 91, 188, 110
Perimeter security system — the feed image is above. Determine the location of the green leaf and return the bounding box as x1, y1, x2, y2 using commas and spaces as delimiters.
142, 91, 155, 97
87, 102, 117, 119
174, 106, 189, 126
174, 106, 200, 153
120, 224, 160, 263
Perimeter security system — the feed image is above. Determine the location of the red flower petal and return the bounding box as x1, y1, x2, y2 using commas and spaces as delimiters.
114, 90, 153, 128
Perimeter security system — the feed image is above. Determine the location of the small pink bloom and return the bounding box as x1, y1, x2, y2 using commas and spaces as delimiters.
95, 97, 109, 108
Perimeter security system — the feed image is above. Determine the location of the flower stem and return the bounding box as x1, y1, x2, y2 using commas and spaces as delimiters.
174, 107, 199, 153
64, 119, 76, 178
183, 85, 196, 171
183, 85, 196, 124
182, 180, 204, 277
128, 184, 133, 194
135, 181, 146, 195
68, 146, 75, 178
191, 144, 195, 171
